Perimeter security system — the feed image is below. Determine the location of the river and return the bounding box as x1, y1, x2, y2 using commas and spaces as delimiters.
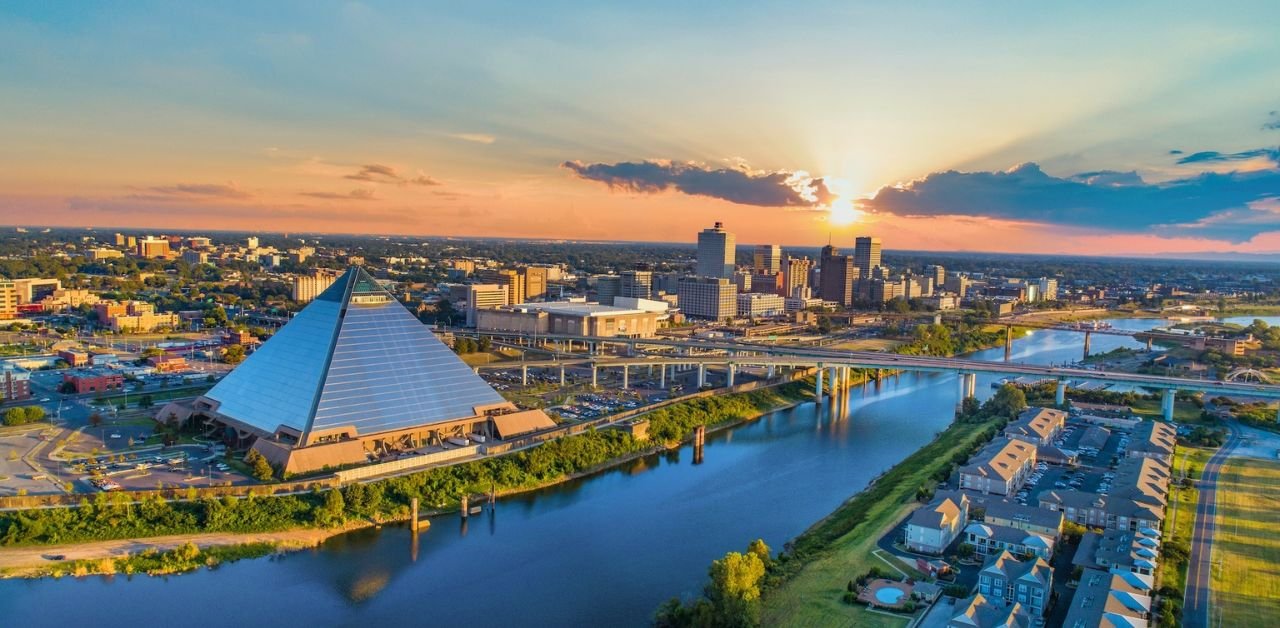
0, 316, 1271, 627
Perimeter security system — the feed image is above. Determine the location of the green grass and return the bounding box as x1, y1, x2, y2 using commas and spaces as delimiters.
1160, 446, 1212, 592
1210, 456, 1280, 626
760, 418, 1002, 627
1130, 398, 1204, 424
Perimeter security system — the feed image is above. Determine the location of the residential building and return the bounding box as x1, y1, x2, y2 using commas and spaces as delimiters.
736, 292, 786, 318
1062, 568, 1154, 627
0, 363, 32, 401
959, 438, 1037, 496
1073, 527, 1162, 577
964, 522, 1056, 560
905, 490, 970, 554
981, 500, 1064, 538
946, 593, 1030, 628
677, 277, 737, 321
1126, 420, 1176, 464
1004, 407, 1067, 447
753, 244, 782, 274
1040, 456, 1169, 532
182, 249, 209, 265
976, 550, 1054, 617
1037, 277, 1059, 301
696, 222, 735, 278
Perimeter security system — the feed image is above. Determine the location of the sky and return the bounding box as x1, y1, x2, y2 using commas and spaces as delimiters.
2, 1, 1280, 255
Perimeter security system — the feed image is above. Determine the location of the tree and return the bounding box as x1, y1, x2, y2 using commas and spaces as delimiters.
245, 449, 274, 482
2, 405, 45, 426
139, 394, 155, 409
315, 489, 345, 527
983, 384, 1027, 420
223, 344, 246, 365
88, 412, 103, 427
746, 539, 771, 565
957, 543, 975, 559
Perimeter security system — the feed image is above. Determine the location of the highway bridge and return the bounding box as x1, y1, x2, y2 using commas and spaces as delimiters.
446, 328, 1280, 421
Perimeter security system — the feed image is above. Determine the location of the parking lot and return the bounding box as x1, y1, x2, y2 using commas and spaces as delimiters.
1011, 418, 1136, 506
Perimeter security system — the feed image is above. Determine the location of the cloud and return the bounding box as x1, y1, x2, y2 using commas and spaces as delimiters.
300, 188, 377, 201
860, 161, 1280, 242
134, 182, 252, 199
450, 133, 496, 144
1175, 148, 1280, 165
1264, 110, 1280, 131
343, 164, 441, 186
561, 159, 835, 208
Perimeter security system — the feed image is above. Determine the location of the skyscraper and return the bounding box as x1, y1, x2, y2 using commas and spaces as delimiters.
620, 270, 653, 299
782, 256, 813, 298
853, 236, 882, 273
819, 245, 856, 306
696, 222, 736, 278
753, 244, 782, 274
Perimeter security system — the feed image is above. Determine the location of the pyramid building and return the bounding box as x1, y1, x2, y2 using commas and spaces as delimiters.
195, 267, 551, 475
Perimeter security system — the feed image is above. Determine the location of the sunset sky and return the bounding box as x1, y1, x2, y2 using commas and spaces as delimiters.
2, 1, 1279, 255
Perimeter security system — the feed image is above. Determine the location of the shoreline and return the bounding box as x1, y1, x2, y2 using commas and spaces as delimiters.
0, 385, 816, 579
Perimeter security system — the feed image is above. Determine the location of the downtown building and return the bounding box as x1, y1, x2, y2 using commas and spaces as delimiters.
677, 276, 737, 321
696, 222, 736, 278
194, 267, 552, 476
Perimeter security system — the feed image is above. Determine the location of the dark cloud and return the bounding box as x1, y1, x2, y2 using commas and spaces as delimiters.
345, 164, 440, 186
1168, 149, 1184, 155
561, 160, 835, 208
300, 188, 376, 201
861, 162, 1280, 242
1264, 111, 1280, 131
138, 182, 251, 199
1175, 148, 1280, 165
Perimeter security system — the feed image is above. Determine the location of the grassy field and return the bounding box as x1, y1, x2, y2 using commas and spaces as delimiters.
1130, 398, 1204, 424
830, 338, 903, 352
760, 418, 1001, 627
1159, 446, 1212, 591
1210, 456, 1280, 626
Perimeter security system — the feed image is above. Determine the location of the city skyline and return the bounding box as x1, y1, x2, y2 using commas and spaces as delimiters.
3, 2, 1280, 256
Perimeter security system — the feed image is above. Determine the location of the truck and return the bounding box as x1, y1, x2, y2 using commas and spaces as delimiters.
445, 437, 470, 447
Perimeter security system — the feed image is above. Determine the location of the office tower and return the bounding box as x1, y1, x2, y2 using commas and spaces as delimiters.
677, 277, 737, 320
696, 222, 735, 278
477, 268, 526, 305
783, 256, 813, 298
732, 270, 753, 293
114, 233, 126, 246
753, 244, 782, 274
246, 236, 260, 249
0, 281, 16, 319
819, 245, 856, 306
522, 266, 549, 301
466, 284, 509, 326
944, 273, 970, 297
853, 236, 882, 273
620, 270, 653, 299
182, 249, 209, 265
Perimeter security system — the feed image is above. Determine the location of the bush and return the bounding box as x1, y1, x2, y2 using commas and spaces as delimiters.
3, 406, 45, 426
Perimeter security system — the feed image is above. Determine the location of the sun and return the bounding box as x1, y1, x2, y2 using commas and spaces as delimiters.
822, 177, 865, 226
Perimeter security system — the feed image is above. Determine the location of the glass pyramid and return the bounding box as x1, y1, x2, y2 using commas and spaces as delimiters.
202, 267, 506, 440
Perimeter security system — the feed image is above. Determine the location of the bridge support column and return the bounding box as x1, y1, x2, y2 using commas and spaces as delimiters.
660, 364, 666, 388
843, 367, 852, 390
828, 367, 839, 398
1055, 380, 1066, 406
766, 365, 775, 379
816, 365, 824, 399
522, 365, 528, 387
591, 366, 598, 389
1083, 331, 1091, 360
697, 364, 706, 389
1004, 325, 1013, 362
727, 364, 736, 387
1162, 389, 1175, 422
622, 365, 629, 389
559, 365, 565, 387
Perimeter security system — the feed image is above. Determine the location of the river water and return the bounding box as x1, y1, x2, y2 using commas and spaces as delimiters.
0, 316, 1269, 627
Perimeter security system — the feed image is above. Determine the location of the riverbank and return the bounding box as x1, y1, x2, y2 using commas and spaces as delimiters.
759, 416, 1005, 626
0, 380, 815, 578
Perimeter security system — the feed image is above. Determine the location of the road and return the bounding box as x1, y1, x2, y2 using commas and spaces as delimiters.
1183, 424, 1240, 628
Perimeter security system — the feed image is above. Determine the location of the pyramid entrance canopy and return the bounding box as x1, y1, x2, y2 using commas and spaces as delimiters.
201, 267, 506, 442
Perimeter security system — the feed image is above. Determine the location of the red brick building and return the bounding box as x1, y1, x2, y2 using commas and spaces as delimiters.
62, 369, 124, 394
57, 349, 90, 367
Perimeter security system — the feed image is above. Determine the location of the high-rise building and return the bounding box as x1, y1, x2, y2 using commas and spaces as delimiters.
1037, 277, 1059, 302
696, 222, 736, 279
522, 266, 549, 301
595, 275, 622, 303
620, 270, 653, 299
466, 284, 510, 326
677, 277, 737, 320
753, 244, 782, 274
926, 264, 946, 289
732, 270, 753, 294
819, 245, 856, 306
11, 278, 61, 304
292, 269, 342, 303
182, 250, 209, 265
114, 233, 126, 246
853, 236, 882, 273
0, 281, 17, 319
246, 236, 260, 249
783, 256, 813, 299
477, 269, 526, 305
137, 237, 171, 259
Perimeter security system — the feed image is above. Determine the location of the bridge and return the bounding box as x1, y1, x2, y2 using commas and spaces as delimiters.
447, 328, 1280, 421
